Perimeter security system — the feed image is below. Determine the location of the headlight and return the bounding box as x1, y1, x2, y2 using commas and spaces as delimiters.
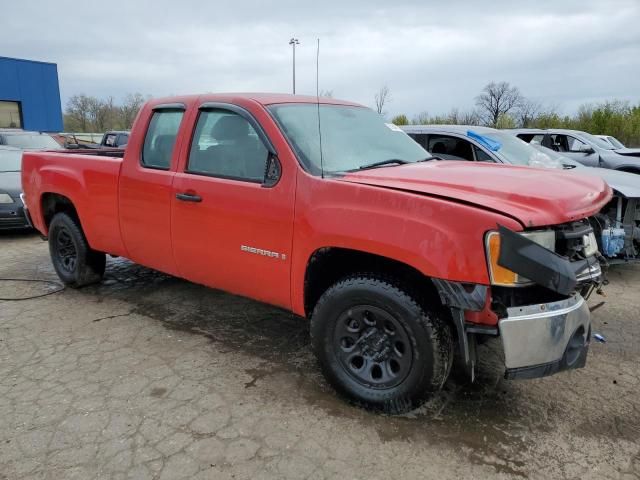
0, 193, 14, 204
485, 229, 556, 286
583, 232, 598, 257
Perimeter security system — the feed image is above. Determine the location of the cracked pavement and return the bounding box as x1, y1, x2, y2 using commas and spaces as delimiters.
1, 232, 639, 479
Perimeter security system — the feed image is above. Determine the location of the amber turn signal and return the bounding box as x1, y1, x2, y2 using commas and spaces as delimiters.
485, 231, 519, 286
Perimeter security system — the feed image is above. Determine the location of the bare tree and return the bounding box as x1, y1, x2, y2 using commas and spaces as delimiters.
318, 89, 334, 98
65, 94, 94, 132
64, 93, 152, 132
374, 85, 391, 115
412, 111, 431, 125
457, 109, 482, 126
475, 81, 523, 127
516, 99, 542, 128
120, 93, 147, 129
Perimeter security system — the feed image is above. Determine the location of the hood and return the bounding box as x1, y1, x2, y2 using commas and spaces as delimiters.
614, 148, 640, 157
570, 166, 640, 198
0, 171, 21, 196
340, 161, 612, 228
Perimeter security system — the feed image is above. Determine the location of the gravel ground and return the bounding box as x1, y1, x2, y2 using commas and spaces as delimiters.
1, 232, 639, 480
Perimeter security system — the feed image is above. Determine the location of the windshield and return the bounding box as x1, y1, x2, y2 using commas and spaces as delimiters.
268, 104, 431, 174
468, 130, 561, 167
607, 136, 625, 149
578, 131, 615, 150
529, 143, 582, 168
3, 133, 61, 150
0, 149, 22, 172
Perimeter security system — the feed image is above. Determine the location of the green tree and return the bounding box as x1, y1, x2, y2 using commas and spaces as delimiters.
391, 114, 409, 125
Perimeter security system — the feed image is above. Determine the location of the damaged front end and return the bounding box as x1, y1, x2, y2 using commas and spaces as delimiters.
592, 194, 640, 263
433, 220, 605, 381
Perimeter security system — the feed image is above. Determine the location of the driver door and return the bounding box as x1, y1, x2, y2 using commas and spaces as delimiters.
550, 134, 599, 167
170, 106, 295, 309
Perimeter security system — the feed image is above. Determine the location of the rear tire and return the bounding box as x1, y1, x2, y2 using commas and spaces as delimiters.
48, 212, 106, 287
310, 274, 453, 414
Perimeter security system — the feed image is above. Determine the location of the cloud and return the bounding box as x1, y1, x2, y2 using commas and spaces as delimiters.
3, 0, 639, 117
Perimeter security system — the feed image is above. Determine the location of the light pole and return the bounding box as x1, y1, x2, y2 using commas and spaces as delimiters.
289, 38, 299, 94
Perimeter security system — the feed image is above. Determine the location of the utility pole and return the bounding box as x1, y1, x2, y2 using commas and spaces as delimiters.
289, 38, 299, 94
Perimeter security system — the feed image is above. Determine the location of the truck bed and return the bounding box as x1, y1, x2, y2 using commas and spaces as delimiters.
21, 149, 127, 256
57, 148, 126, 158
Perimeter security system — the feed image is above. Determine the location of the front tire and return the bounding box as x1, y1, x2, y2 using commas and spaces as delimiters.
48, 212, 106, 287
310, 275, 453, 414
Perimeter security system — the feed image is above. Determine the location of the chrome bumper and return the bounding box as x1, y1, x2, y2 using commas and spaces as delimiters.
499, 294, 591, 379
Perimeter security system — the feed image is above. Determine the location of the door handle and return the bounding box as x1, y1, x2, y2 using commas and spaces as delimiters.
176, 192, 202, 203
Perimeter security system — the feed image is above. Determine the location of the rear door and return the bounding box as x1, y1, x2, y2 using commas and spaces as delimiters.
119, 104, 186, 275
170, 103, 295, 309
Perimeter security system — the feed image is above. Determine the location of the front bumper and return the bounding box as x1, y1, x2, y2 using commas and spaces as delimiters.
499, 293, 591, 380
0, 196, 30, 230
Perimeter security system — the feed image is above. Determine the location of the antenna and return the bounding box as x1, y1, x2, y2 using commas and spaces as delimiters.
316, 38, 324, 178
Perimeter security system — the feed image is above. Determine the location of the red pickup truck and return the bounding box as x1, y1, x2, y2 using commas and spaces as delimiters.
22, 93, 611, 413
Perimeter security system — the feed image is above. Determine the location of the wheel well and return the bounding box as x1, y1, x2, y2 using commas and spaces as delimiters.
41, 193, 80, 228
303, 247, 441, 317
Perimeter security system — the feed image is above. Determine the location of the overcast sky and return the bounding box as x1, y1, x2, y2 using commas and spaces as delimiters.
4, 0, 640, 118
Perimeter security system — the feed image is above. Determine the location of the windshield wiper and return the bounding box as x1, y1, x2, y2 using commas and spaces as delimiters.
358, 159, 408, 170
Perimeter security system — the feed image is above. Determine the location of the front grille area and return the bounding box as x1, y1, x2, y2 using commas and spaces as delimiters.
552, 219, 594, 261
0, 206, 29, 229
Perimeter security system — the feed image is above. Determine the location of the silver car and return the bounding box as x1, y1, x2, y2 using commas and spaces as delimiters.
509, 128, 640, 173
402, 125, 640, 263
0, 130, 62, 150
596, 135, 625, 149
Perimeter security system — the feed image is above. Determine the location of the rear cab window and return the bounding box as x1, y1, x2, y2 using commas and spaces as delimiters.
104, 134, 117, 147
142, 109, 184, 169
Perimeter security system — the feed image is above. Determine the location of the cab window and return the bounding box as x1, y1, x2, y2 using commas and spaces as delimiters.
187, 109, 269, 182
142, 110, 184, 169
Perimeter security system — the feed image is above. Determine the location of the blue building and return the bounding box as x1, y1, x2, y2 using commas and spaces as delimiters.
0, 56, 63, 132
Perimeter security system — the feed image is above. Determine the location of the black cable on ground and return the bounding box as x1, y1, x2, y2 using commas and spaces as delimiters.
0, 278, 65, 301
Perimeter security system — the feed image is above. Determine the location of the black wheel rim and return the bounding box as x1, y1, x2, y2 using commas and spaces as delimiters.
333, 305, 414, 389
55, 227, 77, 273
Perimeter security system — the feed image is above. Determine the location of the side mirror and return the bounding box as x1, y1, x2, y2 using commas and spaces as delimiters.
579, 145, 594, 154
65, 143, 80, 149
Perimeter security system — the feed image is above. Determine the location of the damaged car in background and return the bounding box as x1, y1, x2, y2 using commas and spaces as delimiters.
403, 125, 640, 263
0, 147, 31, 230
510, 128, 640, 171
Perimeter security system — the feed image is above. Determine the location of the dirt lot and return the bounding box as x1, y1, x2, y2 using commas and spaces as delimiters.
1, 232, 639, 480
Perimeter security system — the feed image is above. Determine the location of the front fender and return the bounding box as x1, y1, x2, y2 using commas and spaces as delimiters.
289, 173, 522, 316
